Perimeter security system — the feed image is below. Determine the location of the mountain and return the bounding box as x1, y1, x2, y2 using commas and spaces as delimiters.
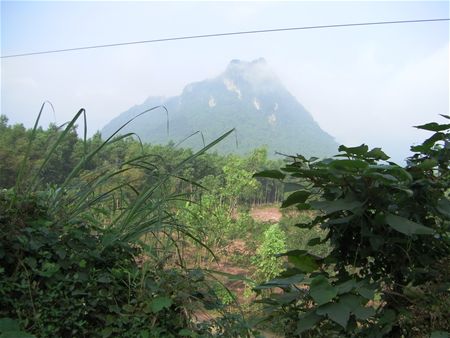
101, 58, 337, 158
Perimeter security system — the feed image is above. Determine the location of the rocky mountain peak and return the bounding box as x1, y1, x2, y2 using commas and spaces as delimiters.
102, 59, 337, 158
222, 58, 280, 90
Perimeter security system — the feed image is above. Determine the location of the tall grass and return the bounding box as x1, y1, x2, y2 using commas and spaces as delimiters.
13, 104, 233, 261
2, 104, 259, 337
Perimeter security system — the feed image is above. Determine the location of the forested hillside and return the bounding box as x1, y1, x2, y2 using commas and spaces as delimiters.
101, 59, 337, 158
0, 114, 283, 204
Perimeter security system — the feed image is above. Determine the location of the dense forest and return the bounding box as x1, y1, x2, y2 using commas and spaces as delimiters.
0, 108, 449, 337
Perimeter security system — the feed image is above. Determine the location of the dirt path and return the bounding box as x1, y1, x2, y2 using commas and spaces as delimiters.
250, 206, 282, 223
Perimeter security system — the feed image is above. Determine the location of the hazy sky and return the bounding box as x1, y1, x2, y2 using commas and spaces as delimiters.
1, 1, 449, 162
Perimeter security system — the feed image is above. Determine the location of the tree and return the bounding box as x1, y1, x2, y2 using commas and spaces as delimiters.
252, 223, 286, 283
255, 116, 450, 336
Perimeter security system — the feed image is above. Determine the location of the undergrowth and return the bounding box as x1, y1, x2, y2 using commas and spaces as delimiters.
0, 105, 254, 337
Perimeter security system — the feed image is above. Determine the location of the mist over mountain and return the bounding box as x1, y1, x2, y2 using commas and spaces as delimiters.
101, 58, 337, 158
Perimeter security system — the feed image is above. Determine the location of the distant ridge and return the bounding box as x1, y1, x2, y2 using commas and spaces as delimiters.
101, 58, 337, 158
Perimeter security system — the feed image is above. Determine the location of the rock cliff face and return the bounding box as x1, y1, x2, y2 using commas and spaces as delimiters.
101, 58, 337, 157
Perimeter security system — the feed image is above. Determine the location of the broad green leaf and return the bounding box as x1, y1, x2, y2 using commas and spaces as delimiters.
386, 166, 412, 182
316, 302, 350, 328
150, 296, 172, 313
329, 159, 369, 171
0, 318, 19, 332
294, 222, 313, 229
336, 280, 357, 294
385, 214, 434, 236
417, 159, 438, 170
414, 122, 450, 132
270, 292, 301, 305
430, 331, 449, 338
281, 190, 311, 208
38, 262, 60, 278
253, 170, 285, 180
101, 327, 113, 337
283, 182, 305, 193
379, 309, 396, 329
366, 147, 390, 160
140, 330, 150, 338
356, 286, 375, 300
296, 203, 312, 211
365, 172, 397, 182
369, 236, 384, 250
339, 294, 363, 311
338, 144, 369, 156
311, 199, 363, 214
310, 275, 337, 305
410, 144, 428, 153
277, 249, 308, 257
307, 237, 322, 246
393, 187, 414, 197
296, 312, 321, 334
437, 198, 450, 219
327, 215, 355, 225
353, 305, 376, 320
178, 328, 197, 337
422, 132, 446, 147
263, 274, 305, 286
288, 255, 319, 273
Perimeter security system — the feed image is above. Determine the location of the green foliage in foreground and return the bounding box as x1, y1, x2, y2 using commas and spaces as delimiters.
0, 189, 257, 337
255, 116, 450, 336
0, 190, 191, 337
0, 106, 256, 337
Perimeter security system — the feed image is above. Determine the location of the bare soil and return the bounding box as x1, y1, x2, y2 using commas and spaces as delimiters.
250, 206, 282, 223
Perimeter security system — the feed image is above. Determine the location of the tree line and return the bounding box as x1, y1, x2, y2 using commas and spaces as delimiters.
0, 114, 284, 206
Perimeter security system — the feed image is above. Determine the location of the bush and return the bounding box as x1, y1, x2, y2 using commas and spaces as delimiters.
0, 108, 253, 337
252, 224, 286, 283
254, 117, 450, 336
0, 190, 209, 337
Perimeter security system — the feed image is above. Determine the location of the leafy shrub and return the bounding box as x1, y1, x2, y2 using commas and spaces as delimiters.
212, 282, 237, 306
252, 224, 286, 283
0, 317, 35, 338
278, 212, 330, 257
254, 117, 450, 336
0, 190, 212, 337
0, 107, 253, 337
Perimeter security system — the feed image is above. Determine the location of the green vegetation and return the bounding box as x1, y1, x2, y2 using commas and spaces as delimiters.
1, 107, 449, 337
0, 190, 207, 337
252, 224, 286, 284
101, 59, 337, 158
254, 116, 450, 336
0, 108, 263, 337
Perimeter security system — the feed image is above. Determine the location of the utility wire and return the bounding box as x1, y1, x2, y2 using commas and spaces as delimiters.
1, 18, 448, 59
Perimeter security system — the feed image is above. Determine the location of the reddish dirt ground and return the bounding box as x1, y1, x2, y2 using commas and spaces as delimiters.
250, 206, 282, 223
193, 207, 285, 337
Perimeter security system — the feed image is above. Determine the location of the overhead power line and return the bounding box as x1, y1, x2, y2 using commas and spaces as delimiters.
1, 18, 448, 59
